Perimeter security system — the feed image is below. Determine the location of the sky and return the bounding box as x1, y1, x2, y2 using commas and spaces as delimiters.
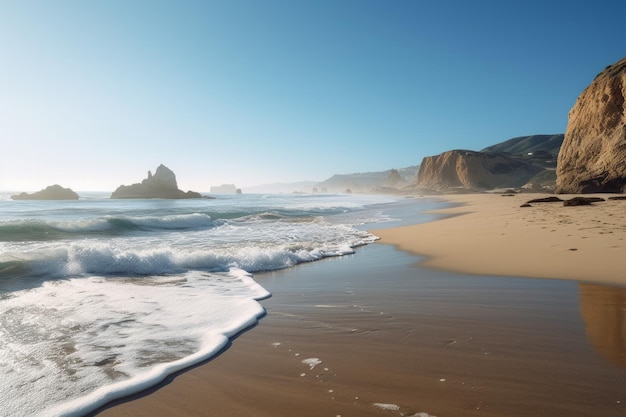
1, 0, 625, 192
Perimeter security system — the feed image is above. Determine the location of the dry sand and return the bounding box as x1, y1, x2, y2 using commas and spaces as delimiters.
92, 195, 626, 417
374, 193, 626, 285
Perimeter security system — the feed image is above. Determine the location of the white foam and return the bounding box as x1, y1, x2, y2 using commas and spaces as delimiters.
302, 358, 322, 370
0, 268, 269, 417
373, 403, 401, 411
0, 192, 406, 416
4, 215, 379, 279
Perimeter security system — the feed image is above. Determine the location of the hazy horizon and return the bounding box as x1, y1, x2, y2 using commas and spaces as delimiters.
2, 1, 624, 192
0, 165, 414, 193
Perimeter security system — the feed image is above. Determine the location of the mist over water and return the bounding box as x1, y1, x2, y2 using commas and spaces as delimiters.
0, 192, 398, 416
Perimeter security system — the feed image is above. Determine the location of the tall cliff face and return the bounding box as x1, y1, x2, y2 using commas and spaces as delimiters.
416, 150, 543, 192
556, 56, 626, 193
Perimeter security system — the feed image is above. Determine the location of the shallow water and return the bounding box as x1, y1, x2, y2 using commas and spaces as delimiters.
256, 242, 626, 416
0, 192, 414, 416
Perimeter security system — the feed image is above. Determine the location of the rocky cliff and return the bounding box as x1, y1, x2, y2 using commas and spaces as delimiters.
11, 184, 79, 200
556, 56, 626, 193
416, 150, 544, 192
110, 164, 202, 199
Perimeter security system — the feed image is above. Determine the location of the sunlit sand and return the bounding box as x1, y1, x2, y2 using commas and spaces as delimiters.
374, 193, 626, 285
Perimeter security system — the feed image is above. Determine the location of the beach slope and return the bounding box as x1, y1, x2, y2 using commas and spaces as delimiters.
373, 193, 626, 285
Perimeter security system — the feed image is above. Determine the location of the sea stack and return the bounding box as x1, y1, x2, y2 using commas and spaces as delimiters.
11, 185, 79, 200
110, 164, 202, 199
556, 56, 626, 193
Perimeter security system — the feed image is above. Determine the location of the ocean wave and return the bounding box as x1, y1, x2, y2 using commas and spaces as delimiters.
0, 213, 216, 242
0, 231, 376, 284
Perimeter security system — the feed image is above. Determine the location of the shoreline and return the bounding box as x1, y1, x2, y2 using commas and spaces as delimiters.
92, 195, 626, 417
373, 193, 626, 286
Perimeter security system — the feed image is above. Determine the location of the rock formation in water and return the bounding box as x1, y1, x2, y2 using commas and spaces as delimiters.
110, 164, 202, 199
11, 185, 79, 200
415, 150, 543, 192
556, 56, 626, 193
209, 184, 238, 194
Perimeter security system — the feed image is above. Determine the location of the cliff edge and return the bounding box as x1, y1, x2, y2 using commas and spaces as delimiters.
556, 56, 626, 193
416, 150, 543, 192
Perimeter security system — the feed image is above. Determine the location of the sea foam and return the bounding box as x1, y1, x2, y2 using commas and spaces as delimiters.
0, 269, 268, 417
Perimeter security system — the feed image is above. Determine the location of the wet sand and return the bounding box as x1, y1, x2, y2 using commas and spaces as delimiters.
93, 206, 626, 417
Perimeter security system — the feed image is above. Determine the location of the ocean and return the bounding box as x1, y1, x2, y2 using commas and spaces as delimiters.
0, 192, 407, 417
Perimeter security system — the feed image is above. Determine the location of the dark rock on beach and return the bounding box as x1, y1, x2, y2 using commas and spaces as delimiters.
111, 164, 202, 199
563, 197, 605, 206
525, 196, 564, 204
11, 184, 79, 200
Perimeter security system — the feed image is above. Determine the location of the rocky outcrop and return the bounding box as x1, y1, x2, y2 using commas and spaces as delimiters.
563, 196, 605, 206
11, 185, 79, 200
526, 196, 564, 204
210, 184, 238, 194
110, 164, 202, 199
384, 169, 406, 188
416, 150, 544, 192
556, 56, 626, 193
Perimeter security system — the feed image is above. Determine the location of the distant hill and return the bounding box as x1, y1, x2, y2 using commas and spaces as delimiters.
481, 134, 564, 179
481, 134, 564, 187
481, 134, 564, 157
241, 166, 419, 195
315, 166, 419, 193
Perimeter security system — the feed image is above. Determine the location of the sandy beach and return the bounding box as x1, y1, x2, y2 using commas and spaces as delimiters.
374, 193, 626, 285
93, 194, 626, 417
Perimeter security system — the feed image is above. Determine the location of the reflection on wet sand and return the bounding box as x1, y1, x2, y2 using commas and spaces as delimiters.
578, 283, 626, 368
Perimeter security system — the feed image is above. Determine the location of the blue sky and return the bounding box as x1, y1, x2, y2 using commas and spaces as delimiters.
1, 0, 624, 191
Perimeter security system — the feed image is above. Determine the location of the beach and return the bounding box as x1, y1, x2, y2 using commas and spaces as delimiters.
374, 193, 626, 285
92, 193, 626, 417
